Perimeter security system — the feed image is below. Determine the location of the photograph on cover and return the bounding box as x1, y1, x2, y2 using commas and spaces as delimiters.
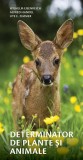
0, 0, 83, 160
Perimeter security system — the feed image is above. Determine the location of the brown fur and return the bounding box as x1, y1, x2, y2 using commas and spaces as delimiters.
12, 19, 73, 130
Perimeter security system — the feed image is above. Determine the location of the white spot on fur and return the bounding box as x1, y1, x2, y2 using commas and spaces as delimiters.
22, 87, 30, 106
42, 83, 53, 87
25, 88, 29, 97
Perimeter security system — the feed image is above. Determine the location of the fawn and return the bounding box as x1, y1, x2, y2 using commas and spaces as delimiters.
12, 19, 73, 130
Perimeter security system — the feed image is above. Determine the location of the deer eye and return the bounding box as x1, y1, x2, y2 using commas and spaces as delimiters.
35, 58, 41, 66
53, 58, 60, 66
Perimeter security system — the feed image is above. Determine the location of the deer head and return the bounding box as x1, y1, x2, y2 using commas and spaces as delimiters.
17, 19, 73, 86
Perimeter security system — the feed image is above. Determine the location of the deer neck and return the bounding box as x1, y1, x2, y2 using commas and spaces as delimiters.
33, 72, 60, 109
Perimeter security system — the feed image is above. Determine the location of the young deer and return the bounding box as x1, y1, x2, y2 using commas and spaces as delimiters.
12, 19, 73, 130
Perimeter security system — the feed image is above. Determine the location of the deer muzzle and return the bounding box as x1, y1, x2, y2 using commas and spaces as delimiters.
41, 75, 54, 86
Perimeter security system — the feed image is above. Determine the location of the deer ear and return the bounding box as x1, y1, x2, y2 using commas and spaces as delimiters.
17, 20, 42, 51
54, 19, 74, 49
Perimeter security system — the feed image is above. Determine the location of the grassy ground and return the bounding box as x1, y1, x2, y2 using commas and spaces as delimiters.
0, 34, 83, 159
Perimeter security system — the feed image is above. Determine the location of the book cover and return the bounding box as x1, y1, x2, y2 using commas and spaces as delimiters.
0, 0, 83, 160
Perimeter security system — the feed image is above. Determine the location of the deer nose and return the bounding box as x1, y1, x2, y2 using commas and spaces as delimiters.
41, 75, 52, 85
